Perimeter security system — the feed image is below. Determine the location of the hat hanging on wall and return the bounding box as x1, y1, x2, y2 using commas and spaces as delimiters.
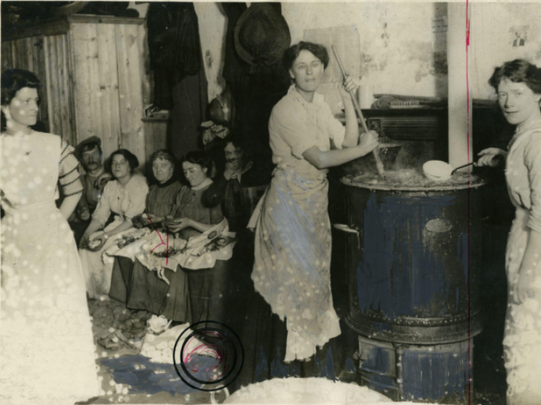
234, 3, 291, 68
209, 87, 235, 126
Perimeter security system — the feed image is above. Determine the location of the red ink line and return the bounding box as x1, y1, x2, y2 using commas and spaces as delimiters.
147, 216, 170, 259
465, 2, 472, 404
147, 216, 165, 245
151, 241, 165, 254
166, 226, 169, 265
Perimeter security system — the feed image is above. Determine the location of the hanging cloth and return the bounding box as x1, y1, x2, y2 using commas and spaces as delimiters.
147, 2, 202, 109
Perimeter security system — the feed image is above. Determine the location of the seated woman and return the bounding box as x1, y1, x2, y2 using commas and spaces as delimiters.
204, 134, 271, 232
79, 149, 148, 299
109, 149, 184, 317
110, 151, 227, 325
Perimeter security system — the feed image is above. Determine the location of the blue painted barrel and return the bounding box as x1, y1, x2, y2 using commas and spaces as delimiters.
342, 178, 485, 343
340, 176, 486, 403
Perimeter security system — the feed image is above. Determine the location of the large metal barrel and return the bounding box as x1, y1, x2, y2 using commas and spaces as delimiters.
338, 174, 486, 403
341, 176, 485, 343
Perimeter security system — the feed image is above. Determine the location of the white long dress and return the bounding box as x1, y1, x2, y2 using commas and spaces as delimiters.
0, 132, 100, 404
502, 118, 541, 404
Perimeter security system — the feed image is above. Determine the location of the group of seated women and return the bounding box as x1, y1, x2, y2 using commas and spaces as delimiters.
74, 134, 269, 330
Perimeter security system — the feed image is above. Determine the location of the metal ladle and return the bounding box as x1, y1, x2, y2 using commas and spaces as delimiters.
450, 162, 476, 176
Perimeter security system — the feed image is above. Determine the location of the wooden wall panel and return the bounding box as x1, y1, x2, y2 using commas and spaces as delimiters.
114, 23, 146, 168
59, 34, 76, 145
43, 34, 77, 145
1, 41, 13, 71
45, 35, 60, 136
143, 118, 168, 165
70, 23, 102, 144
2, 16, 149, 161
96, 23, 121, 158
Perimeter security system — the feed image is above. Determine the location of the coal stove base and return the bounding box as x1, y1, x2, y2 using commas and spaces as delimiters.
357, 335, 473, 404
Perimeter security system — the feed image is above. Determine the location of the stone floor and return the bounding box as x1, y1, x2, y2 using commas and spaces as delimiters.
80, 217, 510, 404
81, 296, 508, 405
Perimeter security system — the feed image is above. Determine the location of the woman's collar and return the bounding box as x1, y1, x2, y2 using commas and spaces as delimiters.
288, 84, 325, 106
191, 177, 213, 190
517, 114, 541, 133
157, 175, 177, 188
117, 172, 140, 188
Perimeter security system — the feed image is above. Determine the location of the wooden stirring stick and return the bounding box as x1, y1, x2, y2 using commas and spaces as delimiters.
331, 45, 385, 178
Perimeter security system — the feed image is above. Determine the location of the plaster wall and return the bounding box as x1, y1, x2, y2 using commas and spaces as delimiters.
469, 2, 541, 100
282, 2, 449, 99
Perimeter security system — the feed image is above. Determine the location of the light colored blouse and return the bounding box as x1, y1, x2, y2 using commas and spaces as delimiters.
268, 85, 346, 174
505, 117, 541, 233
92, 173, 149, 227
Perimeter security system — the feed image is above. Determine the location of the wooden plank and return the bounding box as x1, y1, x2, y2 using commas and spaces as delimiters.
2, 41, 13, 71
30, 37, 40, 76
143, 119, 168, 158
46, 35, 60, 135
2, 16, 143, 42
85, 23, 102, 143
69, 22, 91, 143
59, 34, 76, 145
31, 36, 46, 129
42, 37, 54, 134
68, 15, 144, 25
13, 38, 23, 68
96, 23, 121, 159
70, 22, 101, 144
115, 23, 145, 168
65, 30, 78, 148
54, 34, 70, 141
24, 37, 33, 72
13, 38, 24, 68
35, 35, 50, 131
2, 18, 70, 41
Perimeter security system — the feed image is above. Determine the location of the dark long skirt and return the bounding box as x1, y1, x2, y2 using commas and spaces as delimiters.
109, 257, 191, 323
110, 257, 238, 325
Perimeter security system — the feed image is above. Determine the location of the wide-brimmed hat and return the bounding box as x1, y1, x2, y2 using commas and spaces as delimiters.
234, 3, 291, 68
75, 136, 102, 160
209, 87, 235, 126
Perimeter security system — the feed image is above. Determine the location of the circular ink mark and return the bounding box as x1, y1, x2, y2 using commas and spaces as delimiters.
173, 321, 244, 392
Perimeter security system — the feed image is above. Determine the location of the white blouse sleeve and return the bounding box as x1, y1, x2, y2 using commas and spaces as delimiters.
92, 182, 113, 227
323, 102, 346, 149
525, 133, 541, 233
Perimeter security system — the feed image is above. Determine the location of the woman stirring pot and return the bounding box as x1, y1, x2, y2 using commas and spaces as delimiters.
251, 41, 379, 362
477, 59, 541, 404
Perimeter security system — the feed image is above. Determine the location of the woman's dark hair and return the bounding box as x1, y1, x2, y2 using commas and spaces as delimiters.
180, 150, 213, 173
1, 69, 41, 106
81, 141, 102, 155
489, 59, 541, 94
222, 133, 253, 162
283, 41, 330, 70
149, 149, 176, 167
109, 149, 139, 173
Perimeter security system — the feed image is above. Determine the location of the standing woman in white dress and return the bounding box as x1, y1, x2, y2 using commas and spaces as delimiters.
0, 69, 100, 404
477, 59, 541, 404
251, 41, 379, 362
